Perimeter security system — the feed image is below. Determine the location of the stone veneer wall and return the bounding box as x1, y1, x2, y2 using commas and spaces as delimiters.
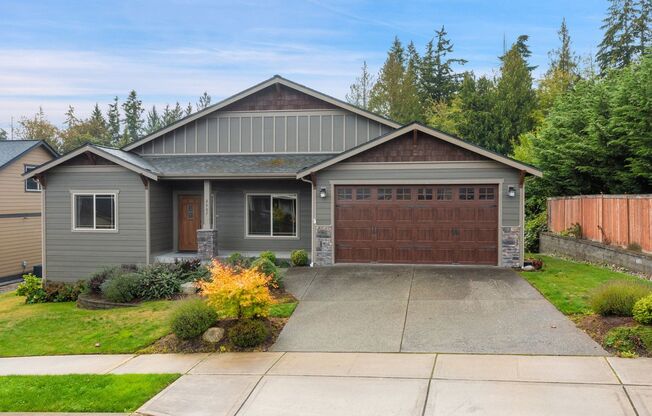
197, 229, 219, 260
314, 225, 333, 266
541, 232, 651, 275
501, 226, 522, 268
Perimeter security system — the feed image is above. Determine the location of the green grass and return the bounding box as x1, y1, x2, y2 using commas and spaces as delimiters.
269, 301, 298, 318
0, 291, 177, 357
0, 374, 179, 412
520, 255, 652, 315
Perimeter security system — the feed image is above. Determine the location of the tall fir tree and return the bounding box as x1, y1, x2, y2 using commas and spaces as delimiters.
196, 92, 212, 110
185, 102, 193, 117
145, 105, 163, 134
402, 42, 423, 122
418, 26, 467, 104
495, 35, 537, 155
107, 96, 121, 147
597, 0, 651, 73
121, 90, 144, 147
346, 61, 375, 109
0, 128, 7, 140
162, 103, 184, 126
549, 18, 578, 74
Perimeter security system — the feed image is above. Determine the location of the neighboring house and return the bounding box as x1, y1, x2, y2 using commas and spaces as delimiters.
25, 76, 542, 282
0, 140, 58, 282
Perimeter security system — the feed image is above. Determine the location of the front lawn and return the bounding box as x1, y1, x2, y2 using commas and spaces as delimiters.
520, 255, 651, 315
0, 291, 176, 357
0, 374, 178, 412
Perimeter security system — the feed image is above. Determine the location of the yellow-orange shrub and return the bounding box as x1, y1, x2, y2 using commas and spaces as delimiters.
198, 261, 273, 319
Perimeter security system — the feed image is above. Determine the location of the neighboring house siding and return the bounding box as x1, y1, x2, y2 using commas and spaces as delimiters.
134, 111, 393, 156
313, 163, 522, 226
45, 167, 147, 282
149, 180, 173, 254
213, 179, 312, 252
0, 146, 53, 279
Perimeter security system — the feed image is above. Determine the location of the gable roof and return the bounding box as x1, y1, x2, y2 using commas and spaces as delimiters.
296, 123, 543, 178
122, 75, 401, 152
0, 140, 58, 171
23, 143, 159, 180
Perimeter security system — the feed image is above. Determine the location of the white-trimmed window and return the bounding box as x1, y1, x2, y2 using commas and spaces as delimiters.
246, 194, 297, 238
72, 192, 117, 231
24, 165, 41, 192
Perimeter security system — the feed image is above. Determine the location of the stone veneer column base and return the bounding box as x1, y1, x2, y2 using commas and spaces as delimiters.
314, 225, 333, 266
501, 226, 522, 268
197, 229, 218, 261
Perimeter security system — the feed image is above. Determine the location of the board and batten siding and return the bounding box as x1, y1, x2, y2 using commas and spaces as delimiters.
134, 110, 393, 156
44, 167, 147, 282
0, 146, 54, 279
213, 179, 312, 252
313, 163, 523, 226
149, 180, 173, 254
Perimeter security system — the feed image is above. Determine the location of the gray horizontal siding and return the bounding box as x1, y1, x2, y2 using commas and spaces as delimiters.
135, 110, 394, 156
213, 180, 311, 252
314, 164, 522, 226
149, 180, 173, 254
45, 168, 147, 281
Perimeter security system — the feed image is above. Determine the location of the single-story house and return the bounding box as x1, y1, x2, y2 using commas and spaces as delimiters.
0, 140, 58, 282
25, 76, 542, 282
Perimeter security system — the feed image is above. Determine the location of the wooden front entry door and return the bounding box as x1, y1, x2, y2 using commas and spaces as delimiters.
178, 195, 202, 251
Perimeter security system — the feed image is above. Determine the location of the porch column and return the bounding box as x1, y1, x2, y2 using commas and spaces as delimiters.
197, 179, 218, 260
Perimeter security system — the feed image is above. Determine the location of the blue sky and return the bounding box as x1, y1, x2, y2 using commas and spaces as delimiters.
0, 0, 607, 133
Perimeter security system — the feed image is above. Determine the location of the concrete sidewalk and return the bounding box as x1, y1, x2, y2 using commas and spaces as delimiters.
1, 352, 651, 415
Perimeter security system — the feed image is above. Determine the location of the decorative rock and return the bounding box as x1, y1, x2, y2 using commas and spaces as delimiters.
202, 327, 225, 344
522, 265, 535, 271
181, 281, 197, 295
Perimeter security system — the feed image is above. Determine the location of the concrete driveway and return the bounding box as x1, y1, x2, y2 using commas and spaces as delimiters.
273, 265, 605, 355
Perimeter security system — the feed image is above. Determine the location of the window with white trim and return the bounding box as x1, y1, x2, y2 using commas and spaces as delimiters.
24, 165, 41, 192
247, 194, 297, 237
73, 193, 117, 231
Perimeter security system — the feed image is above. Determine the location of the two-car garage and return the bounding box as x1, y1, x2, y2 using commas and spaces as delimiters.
333, 184, 499, 265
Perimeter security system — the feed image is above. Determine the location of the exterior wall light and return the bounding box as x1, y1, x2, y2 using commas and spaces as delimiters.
507, 186, 516, 198
319, 187, 327, 198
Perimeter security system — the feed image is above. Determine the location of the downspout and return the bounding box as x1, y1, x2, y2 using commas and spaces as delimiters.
300, 174, 316, 267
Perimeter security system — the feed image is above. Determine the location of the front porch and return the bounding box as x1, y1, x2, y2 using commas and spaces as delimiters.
147, 177, 312, 263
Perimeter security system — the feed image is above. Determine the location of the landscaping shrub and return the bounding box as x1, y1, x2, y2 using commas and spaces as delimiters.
100, 273, 141, 303
259, 250, 277, 265
604, 326, 652, 357
290, 249, 309, 267
136, 263, 182, 300
228, 319, 269, 348
87, 265, 136, 295
560, 222, 582, 238
170, 299, 218, 340
199, 261, 272, 318
43, 280, 86, 302
251, 257, 282, 287
627, 242, 643, 252
633, 294, 652, 324
590, 281, 652, 316
173, 258, 209, 282
225, 252, 252, 269
16, 273, 46, 304
524, 212, 548, 253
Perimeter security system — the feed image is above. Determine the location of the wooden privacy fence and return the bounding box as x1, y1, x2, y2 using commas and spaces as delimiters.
547, 195, 652, 253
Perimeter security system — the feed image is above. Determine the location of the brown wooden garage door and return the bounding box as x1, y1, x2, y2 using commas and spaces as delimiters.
334, 185, 499, 265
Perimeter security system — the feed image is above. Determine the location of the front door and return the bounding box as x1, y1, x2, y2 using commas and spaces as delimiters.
178, 195, 202, 251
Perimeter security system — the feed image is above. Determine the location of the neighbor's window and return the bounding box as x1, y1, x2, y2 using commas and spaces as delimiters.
247, 194, 297, 237
24, 165, 41, 192
73, 193, 117, 231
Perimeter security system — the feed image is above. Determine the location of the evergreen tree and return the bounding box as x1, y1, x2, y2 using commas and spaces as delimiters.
495, 36, 537, 154
196, 92, 212, 110
121, 90, 144, 147
145, 106, 163, 134
59, 104, 111, 152
0, 128, 7, 140
597, 0, 651, 73
162, 103, 184, 126
185, 102, 193, 117
346, 61, 375, 109
107, 96, 121, 147
369, 37, 422, 123
419, 26, 467, 103
402, 42, 423, 122
549, 18, 578, 74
